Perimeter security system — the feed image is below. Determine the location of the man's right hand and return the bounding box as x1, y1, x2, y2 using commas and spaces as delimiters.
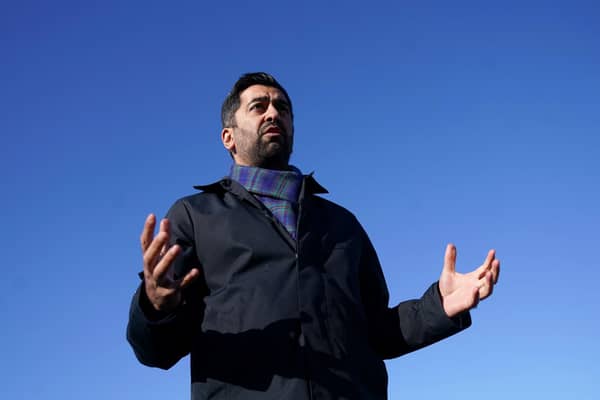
140, 214, 200, 313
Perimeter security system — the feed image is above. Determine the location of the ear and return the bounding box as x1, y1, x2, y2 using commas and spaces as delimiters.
221, 127, 235, 153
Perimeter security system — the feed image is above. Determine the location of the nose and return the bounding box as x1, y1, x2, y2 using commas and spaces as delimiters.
265, 102, 280, 122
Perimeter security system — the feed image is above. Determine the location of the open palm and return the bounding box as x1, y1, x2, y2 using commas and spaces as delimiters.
438, 244, 500, 317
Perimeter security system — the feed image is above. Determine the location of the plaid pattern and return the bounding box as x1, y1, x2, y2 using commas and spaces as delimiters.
230, 164, 303, 239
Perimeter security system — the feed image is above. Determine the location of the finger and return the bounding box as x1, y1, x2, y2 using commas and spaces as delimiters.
443, 243, 457, 274
475, 249, 496, 278
491, 259, 500, 284
179, 268, 201, 289
477, 270, 494, 300
458, 285, 481, 312
143, 231, 169, 276
457, 285, 481, 313
159, 218, 170, 234
152, 244, 181, 284
484, 249, 496, 267
140, 214, 156, 253
159, 218, 170, 256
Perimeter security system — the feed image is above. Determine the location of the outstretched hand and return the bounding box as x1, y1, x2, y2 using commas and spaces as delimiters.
438, 244, 500, 318
140, 214, 200, 312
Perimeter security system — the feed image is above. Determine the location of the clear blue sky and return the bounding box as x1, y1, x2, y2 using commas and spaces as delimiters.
1, 1, 599, 399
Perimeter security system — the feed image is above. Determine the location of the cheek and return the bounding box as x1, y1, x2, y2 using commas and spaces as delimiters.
284, 119, 294, 134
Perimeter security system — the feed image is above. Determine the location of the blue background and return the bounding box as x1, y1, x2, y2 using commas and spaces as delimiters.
1, 1, 598, 398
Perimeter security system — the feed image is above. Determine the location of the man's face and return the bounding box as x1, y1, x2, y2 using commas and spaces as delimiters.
222, 84, 294, 170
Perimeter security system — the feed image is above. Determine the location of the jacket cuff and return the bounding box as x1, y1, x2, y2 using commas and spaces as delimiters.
133, 284, 180, 325
423, 282, 472, 333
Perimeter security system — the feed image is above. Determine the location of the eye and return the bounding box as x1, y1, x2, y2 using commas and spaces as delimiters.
250, 103, 265, 112
275, 102, 290, 114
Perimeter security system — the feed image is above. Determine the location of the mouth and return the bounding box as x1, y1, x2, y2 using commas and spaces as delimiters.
261, 124, 285, 137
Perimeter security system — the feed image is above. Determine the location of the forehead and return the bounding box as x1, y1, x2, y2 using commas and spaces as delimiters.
239, 84, 287, 104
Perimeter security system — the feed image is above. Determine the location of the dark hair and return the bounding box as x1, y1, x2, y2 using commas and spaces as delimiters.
221, 72, 293, 128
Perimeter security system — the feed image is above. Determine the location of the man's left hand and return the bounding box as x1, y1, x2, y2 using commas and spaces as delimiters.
438, 244, 500, 318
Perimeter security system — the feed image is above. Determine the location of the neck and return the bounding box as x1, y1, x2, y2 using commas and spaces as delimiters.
234, 159, 289, 171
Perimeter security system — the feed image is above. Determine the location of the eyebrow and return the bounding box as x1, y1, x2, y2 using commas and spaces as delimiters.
248, 96, 270, 106
247, 96, 290, 109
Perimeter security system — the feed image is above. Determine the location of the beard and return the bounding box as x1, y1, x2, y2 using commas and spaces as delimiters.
236, 122, 293, 170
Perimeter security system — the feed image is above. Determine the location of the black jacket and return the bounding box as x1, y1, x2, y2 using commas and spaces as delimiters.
127, 176, 471, 399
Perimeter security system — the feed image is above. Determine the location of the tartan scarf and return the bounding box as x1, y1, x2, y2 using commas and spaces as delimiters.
229, 164, 303, 239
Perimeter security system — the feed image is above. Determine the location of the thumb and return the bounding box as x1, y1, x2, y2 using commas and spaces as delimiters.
443, 243, 457, 275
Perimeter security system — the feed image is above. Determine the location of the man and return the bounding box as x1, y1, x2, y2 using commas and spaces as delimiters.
127, 72, 500, 399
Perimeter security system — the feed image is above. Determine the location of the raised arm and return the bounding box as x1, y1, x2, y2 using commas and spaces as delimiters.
127, 210, 201, 369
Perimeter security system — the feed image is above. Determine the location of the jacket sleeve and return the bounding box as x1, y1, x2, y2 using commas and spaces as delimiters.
358, 227, 471, 359
126, 199, 204, 369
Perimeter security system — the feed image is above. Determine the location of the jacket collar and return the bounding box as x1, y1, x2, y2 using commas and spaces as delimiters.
193, 172, 328, 195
